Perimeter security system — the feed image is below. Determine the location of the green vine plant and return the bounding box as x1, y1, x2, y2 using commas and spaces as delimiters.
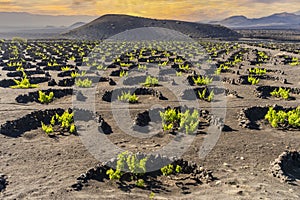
161, 164, 182, 176
178, 110, 199, 134
265, 107, 300, 128
16, 66, 24, 71
38, 91, 54, 104
270, 87, 290, 100
248, 68, 266, 75
41, 110, 76, 136
160, 108, 179, 132
248, 76, 260, 85
71, 71, 86, 78
289, 57, 299, 66
192, 76, 213, 86
158, 61, 168, 67
61, 66, 72, 71
215, 63, 230, 75
198, 88, 214, 102
138, 64, 147, 71
118, 91, 139, 103
106, 151, 148, 185
75, 78, 92, 88
178, 64, 190, 72
160, 108, 199, 134
120, 70, 128, 77
96, 64, 107, 70
135, 179, 145, 188
257, 51, 269, 63
149, 192, 155, 199
120, 62, 133, 68
7, 61, 22, 67
41, 122, 54, 134
68, 55, 76, 61
10, 70, 39, 89
141, 76, 159, 87
176, 71, 182, 76
174, 57, 184, 63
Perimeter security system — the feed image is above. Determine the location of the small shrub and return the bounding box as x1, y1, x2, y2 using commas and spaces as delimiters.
248, 68, 266, 75
106, 151, 148, 181
289, 57, 299, 66
265, 107, 300, 128
71, 71, 86, 78
41, 110, 77, 135
192, 76, 212, 86
178, 64, 190, 72
160, 108, 179, 129
75, 78, 92, 88
56, 110, 74, 130
215, 64, 230, 75
149, 192, 155, 199
161, 164, 182, 176
120, 62, 132, 68
161, 164, 174, 176
118, 91, 139, 103
248, 76, 260, 85
138, 64, 147, 71
10, 70, 39, 89
135, 179, 145, 187
175, 165, 182, 173
106, 169, 122, 180
158, 61, 168, 67
120, 70, 128, 77
160, 108, 200, 134
198, 88, 214, 102
97, 65, 106, 70
41, 122, 53, 134
163, 123, 173, 131
38, 91, 54, 104
179, 109, 199, 134
176, 71, 182, 76
61, 66, 71, 71
270, 87, 290, 100
142, 76, 159, 87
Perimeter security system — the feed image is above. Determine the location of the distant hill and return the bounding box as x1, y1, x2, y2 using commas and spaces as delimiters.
0, 12, 97, 30
63, 14, 241, 40
68, 22, 86, 29
210, 12, 300, 29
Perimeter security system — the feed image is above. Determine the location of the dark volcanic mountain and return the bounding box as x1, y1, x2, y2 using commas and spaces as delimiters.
63, 14, 240, 40
211, 12, 300, 29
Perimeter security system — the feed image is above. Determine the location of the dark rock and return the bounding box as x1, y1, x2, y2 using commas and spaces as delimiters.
48, 79, 57, 86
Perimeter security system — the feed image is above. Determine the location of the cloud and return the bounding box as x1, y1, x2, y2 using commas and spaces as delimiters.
72, 0, 96, 6
0, 0, 299, 21
0, 0, 16, 6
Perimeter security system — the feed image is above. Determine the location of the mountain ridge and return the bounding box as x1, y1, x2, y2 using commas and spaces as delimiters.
0, 12, 97, 28
210, 12, 300, 29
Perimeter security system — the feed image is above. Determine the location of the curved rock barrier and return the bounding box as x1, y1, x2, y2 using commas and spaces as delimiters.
102, 87, 168, 102
72, 153, 215, 192
271, 150, 300, 183
15, 88, 73, 104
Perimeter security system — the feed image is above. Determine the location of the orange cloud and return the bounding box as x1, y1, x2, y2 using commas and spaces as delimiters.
0, 0, 299, 21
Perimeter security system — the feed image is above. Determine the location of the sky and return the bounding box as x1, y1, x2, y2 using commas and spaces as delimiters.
0, 0, 299, 21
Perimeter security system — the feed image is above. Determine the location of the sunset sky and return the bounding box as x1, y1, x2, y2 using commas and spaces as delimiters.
0, 0, 299, 21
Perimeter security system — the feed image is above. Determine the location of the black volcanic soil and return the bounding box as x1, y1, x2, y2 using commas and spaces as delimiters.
0, 39, 299, 200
